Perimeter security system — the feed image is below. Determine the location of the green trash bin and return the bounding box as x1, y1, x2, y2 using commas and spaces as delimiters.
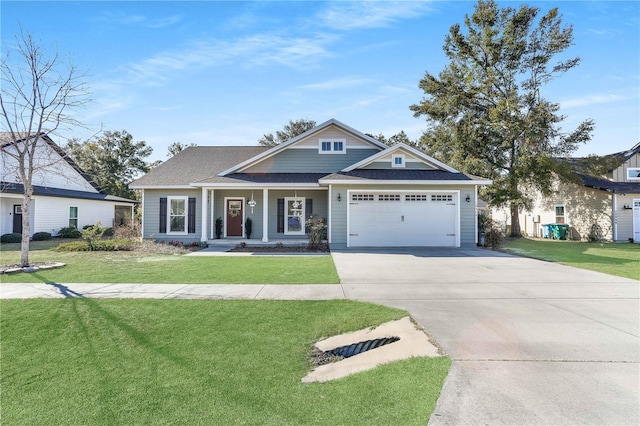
550, 224, 569, 240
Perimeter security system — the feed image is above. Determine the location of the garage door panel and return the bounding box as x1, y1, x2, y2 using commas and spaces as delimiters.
349, 192, 458, 247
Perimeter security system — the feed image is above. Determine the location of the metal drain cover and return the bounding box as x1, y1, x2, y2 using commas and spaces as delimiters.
327, 336, 400, 358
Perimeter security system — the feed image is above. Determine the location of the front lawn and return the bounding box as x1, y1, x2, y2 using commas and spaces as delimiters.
501, 238, 639, 280
0, 242, 339, 284
1, 299, 450, 425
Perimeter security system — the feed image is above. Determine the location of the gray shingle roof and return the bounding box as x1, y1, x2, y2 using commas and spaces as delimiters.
129, 146, 269, 187
320, 169, 479, 181
1, 181, 136, 203
576, 173, 640, 194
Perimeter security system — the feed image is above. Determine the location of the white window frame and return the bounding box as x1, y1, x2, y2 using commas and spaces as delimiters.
627, 167, 640, 180
284, 197, 306, 235
392, 154, 405, 168
554, 204, 566, 224
69, 206, 78, 228
168, 196, 188, 235
318, 139, 346, 154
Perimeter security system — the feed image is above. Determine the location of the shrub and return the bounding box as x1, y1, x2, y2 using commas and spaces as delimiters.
484, 221, 504, 249
58, 226, 82, 239
82, 222, 106, 251
54, 239, 135, 252
113, 222, 141, 240
305, 215, 327, 249
1, 233, 22, 243
32, 232, 52, 241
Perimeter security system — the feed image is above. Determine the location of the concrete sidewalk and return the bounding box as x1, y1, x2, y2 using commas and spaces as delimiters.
0, 282, 345, 300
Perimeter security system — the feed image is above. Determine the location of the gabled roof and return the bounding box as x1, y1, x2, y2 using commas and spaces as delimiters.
342, 143, 459, 173
1, 181, 137, 203
218, 118, 388, 176
319, 169, 491, 185
1, 132, 104, 194
129, 146, 269, 188
576, 173, 640, 194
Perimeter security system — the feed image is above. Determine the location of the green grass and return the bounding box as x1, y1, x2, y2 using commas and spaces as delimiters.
502, 238, 640, 280
1, 299, 450, 425
0, 242, 339, 284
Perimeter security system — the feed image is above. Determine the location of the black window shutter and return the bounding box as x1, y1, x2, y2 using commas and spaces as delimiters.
188, 197, 196, 233
277, 199, 284, 233
159, 197, 167, 233
305, 199, 313, 233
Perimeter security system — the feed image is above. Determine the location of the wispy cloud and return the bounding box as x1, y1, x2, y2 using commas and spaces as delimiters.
560, 93, 633, 109
117, 33, 335, 86
95, 12, 183, 29
316, 1, 433, 31
298, 76, 375, 91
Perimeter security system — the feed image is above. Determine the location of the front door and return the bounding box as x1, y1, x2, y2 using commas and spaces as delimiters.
226, 199, 243, 237
12, 204, 22, 233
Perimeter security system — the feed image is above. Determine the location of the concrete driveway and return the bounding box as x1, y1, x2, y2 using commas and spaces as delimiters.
331, 248, 640, 426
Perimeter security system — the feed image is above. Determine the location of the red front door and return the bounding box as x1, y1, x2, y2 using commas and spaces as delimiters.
226, 199, 243, 237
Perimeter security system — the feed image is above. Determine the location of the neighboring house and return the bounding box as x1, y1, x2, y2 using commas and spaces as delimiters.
1, 133, 136, 237
492, 142, 640, 243
130, 119, 491, 248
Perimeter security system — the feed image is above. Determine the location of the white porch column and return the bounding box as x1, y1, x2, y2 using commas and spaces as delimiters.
200, 187, 208, 242
327, 185, 332, 244
262, 188, 269, 242
210, 189, 215, 239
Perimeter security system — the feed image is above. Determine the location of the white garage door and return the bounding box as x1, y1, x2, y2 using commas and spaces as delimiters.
348, 192, 458, 247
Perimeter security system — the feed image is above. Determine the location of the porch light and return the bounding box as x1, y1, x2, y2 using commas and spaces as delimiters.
465, 194, 471, 203
337, 193, 342, 202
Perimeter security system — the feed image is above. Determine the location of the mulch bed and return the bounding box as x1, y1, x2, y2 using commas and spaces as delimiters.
229, 244, 330, 253
0, 262, 65, 274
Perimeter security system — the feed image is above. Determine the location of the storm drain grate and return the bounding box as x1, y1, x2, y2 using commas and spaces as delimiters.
327, 336, 400, 358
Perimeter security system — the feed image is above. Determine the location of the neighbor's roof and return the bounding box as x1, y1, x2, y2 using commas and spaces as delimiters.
1, 181, 137, 203
576, 174, 640, 194
129, 146, 269, 188
1, 132, 105, 195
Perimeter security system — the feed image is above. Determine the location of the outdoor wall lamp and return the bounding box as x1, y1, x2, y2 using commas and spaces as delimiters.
337, 193, 342, 202
622, 204, 632, 210
465, 194, 471, 203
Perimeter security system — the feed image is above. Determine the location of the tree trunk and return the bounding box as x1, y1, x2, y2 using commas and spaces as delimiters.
20, 195, 31, 267
509, 201, 522, 238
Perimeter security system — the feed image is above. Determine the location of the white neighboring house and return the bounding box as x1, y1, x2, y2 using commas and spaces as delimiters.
1, 133, 136, 237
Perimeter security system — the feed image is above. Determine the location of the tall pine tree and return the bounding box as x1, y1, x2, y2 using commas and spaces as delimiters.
411, 0, 594, 237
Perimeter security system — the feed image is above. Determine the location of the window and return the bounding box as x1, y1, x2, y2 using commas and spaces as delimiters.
555, 204, 566, 224
405, 194, 428, 202
627, 167, 640, 180
69, 206, 78, 228
378, 194, 400, 201
285, 197, 305, 235
168, 196, 188, 234
318, 139, 345, 154
431, 194, 453, 202
352, 194, 374, 201
392, 154, 405, 168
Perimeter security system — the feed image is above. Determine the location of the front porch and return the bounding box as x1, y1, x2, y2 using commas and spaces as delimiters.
205, 238, 310, 247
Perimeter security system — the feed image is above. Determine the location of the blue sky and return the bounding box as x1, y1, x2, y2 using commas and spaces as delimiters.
2, 1, 638, 162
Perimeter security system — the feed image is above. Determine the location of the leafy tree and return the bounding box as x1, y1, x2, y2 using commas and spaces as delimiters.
367, 130, 415, 147
410, 0, 594, 237
1, 31, 89, 267
258, 119, 316, 146
65, 130, 153, 200
167, 141, 197, 157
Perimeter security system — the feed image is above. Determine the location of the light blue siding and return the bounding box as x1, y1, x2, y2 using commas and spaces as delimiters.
242, 149, 380, 173
143, 189, 202, 243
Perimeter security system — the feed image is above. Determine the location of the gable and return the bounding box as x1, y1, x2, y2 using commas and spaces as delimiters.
1, 135, 99, 193
343, 144, 459, 173
221, 119, 387, 175
612, 152, 640, 182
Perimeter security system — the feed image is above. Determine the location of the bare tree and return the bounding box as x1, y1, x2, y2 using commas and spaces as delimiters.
1, 31, 89, 267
